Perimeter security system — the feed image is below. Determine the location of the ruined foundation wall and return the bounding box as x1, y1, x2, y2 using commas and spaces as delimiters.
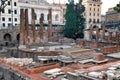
0, 64, 31, 80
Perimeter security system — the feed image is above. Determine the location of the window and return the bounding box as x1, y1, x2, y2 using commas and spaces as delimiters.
40, 13, 44, 20
14, 2, 17, 6
97, 5, 100, 6
2, 9, 5, 13
89, 18, 92, 23
97, 13, 99, 16
8, 23, 11, 27
93, 19, 96, 23
90, 4, 92, 6
2, 23, 5, 27
98, 8, 99, 11
97, 19, 99, 23
8, 1, 10, 5
89, 13, 91, 16
93, 13, 95, 16
2, 17, 5, 21
94, 8, 95, 11
8, 9, 11, 14
14, 10, 17, 14
55, 14, 59, 21
14, 18, 17, 22
90, 8, 91, 11
94, 4, 96, 6
8, 18, 11, 21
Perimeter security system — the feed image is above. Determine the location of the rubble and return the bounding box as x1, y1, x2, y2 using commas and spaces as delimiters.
4, 58, 34, 67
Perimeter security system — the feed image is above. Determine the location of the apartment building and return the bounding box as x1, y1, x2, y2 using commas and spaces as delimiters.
0, 0, 19, 29
106, 8, 120, 29
82, 0, 102, 40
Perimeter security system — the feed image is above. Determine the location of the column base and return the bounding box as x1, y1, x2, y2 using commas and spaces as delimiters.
18, 45, 26, 49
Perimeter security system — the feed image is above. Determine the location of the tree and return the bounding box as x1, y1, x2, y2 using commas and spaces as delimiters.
0, 0, 9, 12
114, 2, 120, 12
64, 0, 85, 40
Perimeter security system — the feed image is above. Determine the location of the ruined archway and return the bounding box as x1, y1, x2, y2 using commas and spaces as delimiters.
4, 33, 12, 41
3, 33, 12, 46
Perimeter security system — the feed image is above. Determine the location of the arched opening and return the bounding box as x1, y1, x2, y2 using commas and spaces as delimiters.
16, 33, 20, 43
4, 33, 12, 41
3, 33, 12, 46
40, 13, 44, 20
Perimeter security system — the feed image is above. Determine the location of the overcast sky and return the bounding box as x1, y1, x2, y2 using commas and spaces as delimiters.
47, 0, 120, 15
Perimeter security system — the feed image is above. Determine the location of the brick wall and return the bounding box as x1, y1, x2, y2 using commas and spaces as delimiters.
102, 46, 118, 54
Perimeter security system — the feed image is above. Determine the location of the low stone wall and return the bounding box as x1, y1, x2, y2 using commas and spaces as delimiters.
0, 64, 31, 80
66, 72, 98, 80
29, 64, 61, 74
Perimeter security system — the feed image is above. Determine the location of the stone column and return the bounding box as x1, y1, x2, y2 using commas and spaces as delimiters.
40, 18, 44, 42
25, 9, 29, 44
20, 9, 25, 45
116, 32, 120, 50
89, 24, 93, 40
31, 8, 36, 43
48, 9, 53, 42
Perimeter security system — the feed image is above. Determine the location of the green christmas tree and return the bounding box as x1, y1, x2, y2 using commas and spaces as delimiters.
64, 0, 85, 40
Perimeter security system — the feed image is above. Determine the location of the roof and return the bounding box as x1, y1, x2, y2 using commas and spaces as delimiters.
18, 0, 50, 5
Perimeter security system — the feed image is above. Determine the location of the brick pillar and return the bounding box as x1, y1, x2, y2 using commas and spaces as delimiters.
48, 8, 52, 42
109, 32, 112, 42
89, 24, 93, 40
96, 28, 99, 41
116, 31, 118, 42
40, 18, 44, 41
117, 32, 120, 50
25, 9, 29, 44
20, 9, 25, 45
102, 24, 105, 40
31, 8, 36, 43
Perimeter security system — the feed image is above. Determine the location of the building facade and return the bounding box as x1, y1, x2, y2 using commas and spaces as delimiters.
0, 0, 19, 29
106, 8, 120, 29
82, 0, 102, 40
18, 0, 64, 26
0, 0, 66, 46
0, 0, 65, 29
